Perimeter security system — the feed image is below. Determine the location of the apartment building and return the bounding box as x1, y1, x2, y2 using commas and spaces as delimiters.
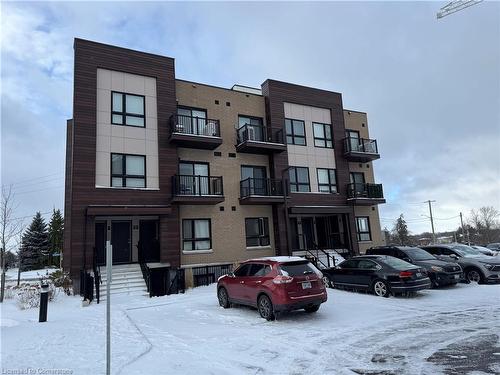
64, 39, 385, 294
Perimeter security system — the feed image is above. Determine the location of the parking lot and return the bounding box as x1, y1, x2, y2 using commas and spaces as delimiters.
3, 281, 499, 375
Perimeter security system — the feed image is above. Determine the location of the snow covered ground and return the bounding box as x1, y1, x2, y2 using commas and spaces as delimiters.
1, 282, 499, 375
5, 267, 58, 283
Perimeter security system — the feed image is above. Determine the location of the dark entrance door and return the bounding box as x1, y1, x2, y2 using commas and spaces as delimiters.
111, 221, 131, 264
139, 220, 160, 263
301, 217, 315, 250
95, 222, 107, 265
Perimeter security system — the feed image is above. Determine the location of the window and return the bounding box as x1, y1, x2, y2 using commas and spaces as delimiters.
179, 161, 209, 195
183, 219, 211, 251
339, 259, 359, 269
313, 122, 333, 148
111, 154, 146, 188
356, 217, 372, 242
289, 167, 310, 192
317, 168, 337, 193
285, 119, 306, 145
241, 166, 267, 196
233, 264, 251, 277
245, 218, 270, 247
177, 107, 210, 135
357, 260, 379, 270
279, 261, 317, 276
111, 92, 145, 127
238, 115, 264, 141
248, 264, 272, 277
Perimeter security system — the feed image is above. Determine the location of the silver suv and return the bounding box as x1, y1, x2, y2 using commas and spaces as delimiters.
421, 244, 500, 284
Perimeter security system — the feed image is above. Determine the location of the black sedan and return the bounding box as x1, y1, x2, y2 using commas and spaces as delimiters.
322, 255, 431, 297
366, 246, 462, 287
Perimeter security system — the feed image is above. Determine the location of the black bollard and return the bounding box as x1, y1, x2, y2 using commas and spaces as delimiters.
39, 283, 49, 322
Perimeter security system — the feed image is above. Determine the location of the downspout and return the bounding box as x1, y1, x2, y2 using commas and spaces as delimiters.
282, 167, 292, 256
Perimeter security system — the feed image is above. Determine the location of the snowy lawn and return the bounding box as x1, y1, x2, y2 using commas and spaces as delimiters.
5, 267, 59, 283
1, 282, 499, 375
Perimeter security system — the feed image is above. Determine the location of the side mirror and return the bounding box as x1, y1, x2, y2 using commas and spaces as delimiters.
450, 254, 459, 259
227, 272, 235, 278
402, 257, 411, 263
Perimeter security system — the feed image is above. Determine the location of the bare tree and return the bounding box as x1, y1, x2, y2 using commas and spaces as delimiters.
468, 206, 500, 244
0, 186, 22, 302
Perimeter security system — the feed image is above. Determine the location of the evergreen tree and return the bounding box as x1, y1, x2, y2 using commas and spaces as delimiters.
48, 209, 64, 267
19, 212, 48, 271
392, 214, 410, 246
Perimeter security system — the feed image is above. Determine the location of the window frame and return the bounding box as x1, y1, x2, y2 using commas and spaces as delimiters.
289, 166, 311, 192
356, 216, 372, 242
285, 118, 306, 146
182, 219, 212, 251
110, 153, 146, 188
316, 168, 338, 193
313, 122, 333, 148
245, 217, 270, 248
111, 91, 146, 128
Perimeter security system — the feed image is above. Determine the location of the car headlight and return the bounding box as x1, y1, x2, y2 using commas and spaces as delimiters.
481, 263, 494, 270
430, 266, 444, 272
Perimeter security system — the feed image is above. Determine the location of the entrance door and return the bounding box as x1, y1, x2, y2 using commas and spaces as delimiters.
111, 221, 131, 264
241, 166, 267, 195
179, 161, 209, 195
347, 130, 361, 151
301, 217, 316, 250
95, 222, 107, 265
139, 220, 159, 263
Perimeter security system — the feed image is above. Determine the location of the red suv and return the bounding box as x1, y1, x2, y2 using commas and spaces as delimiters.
217, 257, 327, 320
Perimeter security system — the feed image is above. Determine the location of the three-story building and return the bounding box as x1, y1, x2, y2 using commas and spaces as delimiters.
64, 39, 385, 294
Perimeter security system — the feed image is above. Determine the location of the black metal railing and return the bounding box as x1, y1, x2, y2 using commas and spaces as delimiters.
343, 137, 378, 154
347, 183, 384, 199
305, 248, 337, 269
167, 268, 186, 295
192, 264, 233, 287
240, 178, 285, 198
170, 114, 221, 137
92, 247, 101, 304
172, 175, 224, 196
237, 124, 284, 144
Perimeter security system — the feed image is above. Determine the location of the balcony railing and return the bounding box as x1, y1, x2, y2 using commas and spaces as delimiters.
240, 178, 285, 198
347, 183, 384, 199
344, 137, 378, 154
170, 114, 221, 137
172, 175, 223, 196
237, 124, 284, 145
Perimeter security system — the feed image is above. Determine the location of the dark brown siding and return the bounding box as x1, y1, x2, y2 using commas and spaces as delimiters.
65, 39, 180, 283
63, 120, 73, 271
262, 80, 359, 255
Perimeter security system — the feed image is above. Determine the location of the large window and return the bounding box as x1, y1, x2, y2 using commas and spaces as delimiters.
313, 122, 333, 148
111, 154, 146, 188
111, 92, 145, 127
179, 161, 209, 195
356, 217, 372, 242
317, 168, 337, 193
245, 218, 270, 247
238, 115, 264, 141
183, 219, 212, 251
285, 119, 306, 145
289, 167, 310, 192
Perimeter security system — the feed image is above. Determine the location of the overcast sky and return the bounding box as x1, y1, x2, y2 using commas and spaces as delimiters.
1, 1, 499, 234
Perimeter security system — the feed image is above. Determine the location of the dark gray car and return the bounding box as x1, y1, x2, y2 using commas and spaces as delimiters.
421, 244, 500, 284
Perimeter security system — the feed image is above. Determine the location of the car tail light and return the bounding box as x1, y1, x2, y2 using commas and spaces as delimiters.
399, 271, 413, 278
273, 275, 293, 284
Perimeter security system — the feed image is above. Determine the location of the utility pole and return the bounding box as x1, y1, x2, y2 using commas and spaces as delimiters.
425, 200, 436, 243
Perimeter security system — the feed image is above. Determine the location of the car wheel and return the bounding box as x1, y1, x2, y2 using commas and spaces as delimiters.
465, 268, 483, 284
372, 280, 390, 298
258, 294, 275, 321
217, 287, 230, 308
322, 276, 335, 289
304, 304, 320, 313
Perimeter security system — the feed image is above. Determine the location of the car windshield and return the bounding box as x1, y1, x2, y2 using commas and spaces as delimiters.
382, 256, 418, 270
403, 247, 436, 261
279, 261, 317, 276
452, 244, 482, 257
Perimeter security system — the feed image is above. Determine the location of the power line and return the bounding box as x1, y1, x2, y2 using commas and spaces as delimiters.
14, 185, 64, 196
2, 172, 64, 187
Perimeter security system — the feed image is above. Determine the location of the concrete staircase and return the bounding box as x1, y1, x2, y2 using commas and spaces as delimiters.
96, 264, 148, 299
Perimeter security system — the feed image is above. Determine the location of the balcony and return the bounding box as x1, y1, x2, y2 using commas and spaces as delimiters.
239, 178, 287, 205
346, 183, 385, 205
343, 137, 380, 162
236, 124, 286, 154
171, 175, 224, 204
169, 114, 222, 150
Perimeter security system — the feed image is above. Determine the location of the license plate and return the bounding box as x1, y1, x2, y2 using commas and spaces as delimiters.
302, 281, 312, 289
416, 272, 422, 277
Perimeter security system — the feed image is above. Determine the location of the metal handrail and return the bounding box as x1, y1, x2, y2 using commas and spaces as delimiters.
170, 114, 221, 137
172, 175, 224, 196
343, 136, 378, 154
347, 183, 384, 199
237, 124, 284, 144
92, 247, 101, 304
240, 177, 285, 198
